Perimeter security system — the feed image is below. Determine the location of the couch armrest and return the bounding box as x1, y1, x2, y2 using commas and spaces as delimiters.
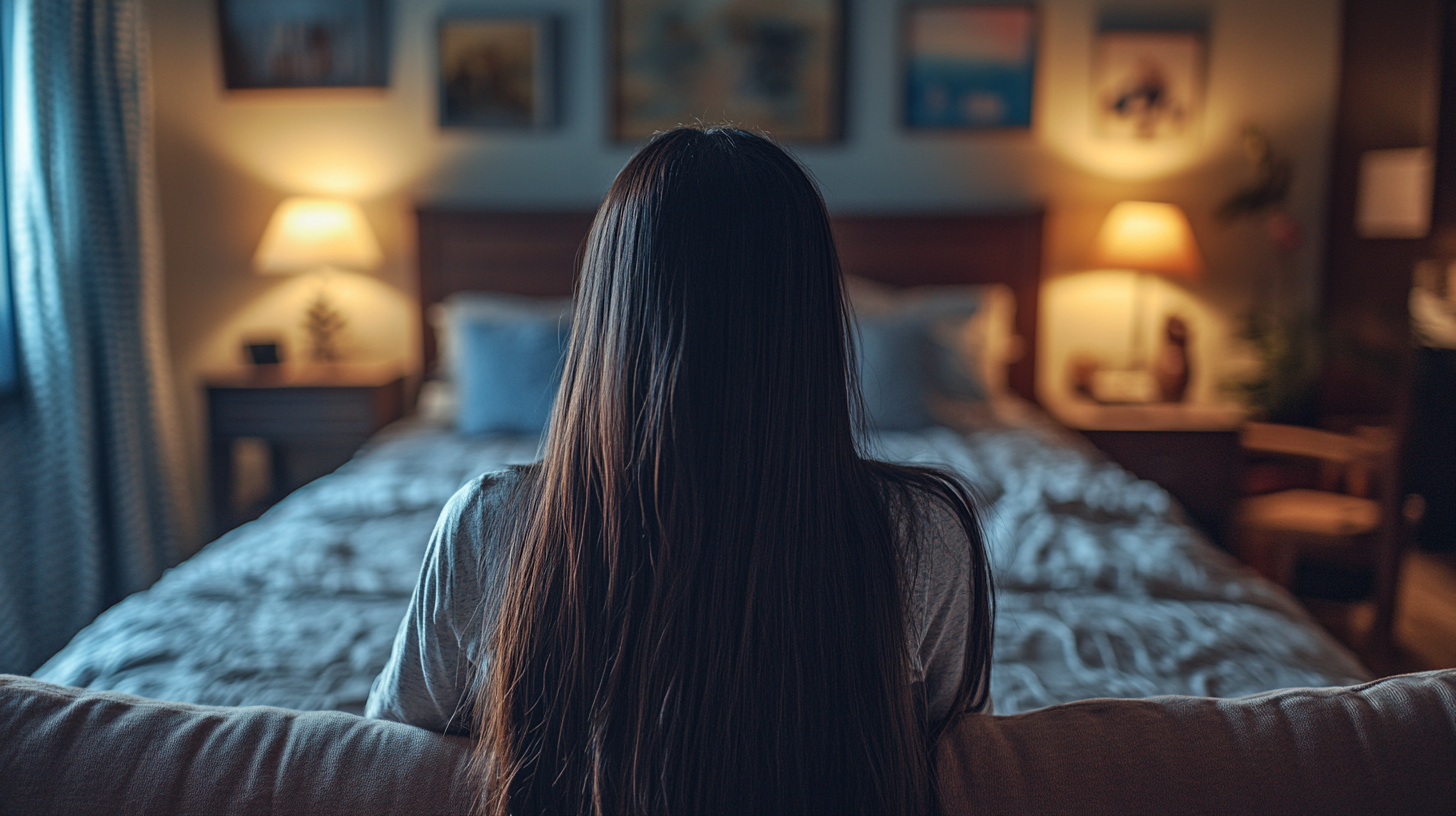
936, 670, 1456, 816
0, 675, 475, 816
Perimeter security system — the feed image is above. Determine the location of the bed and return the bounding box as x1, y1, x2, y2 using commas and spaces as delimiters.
32, 209, 1369, 715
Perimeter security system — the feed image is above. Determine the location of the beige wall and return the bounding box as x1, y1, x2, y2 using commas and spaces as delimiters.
147, 0, 1341, 544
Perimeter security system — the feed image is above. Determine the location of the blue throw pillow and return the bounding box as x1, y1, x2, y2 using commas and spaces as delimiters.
857, 314, 934, 431
456, 318, 569, 435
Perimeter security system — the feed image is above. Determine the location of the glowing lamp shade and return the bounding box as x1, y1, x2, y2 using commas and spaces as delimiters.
253, 197, 382, 275
1088, 201, 1203, 281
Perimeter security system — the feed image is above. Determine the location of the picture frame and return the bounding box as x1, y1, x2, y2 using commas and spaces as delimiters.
903, 4, 1038, 131
610, 0, 844, 144
1091, 30, 1205, 141
439, 17, 558, 129
216, 0, 388, 90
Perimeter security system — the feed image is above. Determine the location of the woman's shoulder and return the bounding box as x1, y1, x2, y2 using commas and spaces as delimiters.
445, 465, 530, 517
870, 468, 976, 534
907, 485, 975, 557
873, 471, 978, 577
433, 465, 533, 562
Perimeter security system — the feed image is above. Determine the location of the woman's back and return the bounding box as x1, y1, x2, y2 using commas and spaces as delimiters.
368, 127, 992, 816
367, 466, 982, 730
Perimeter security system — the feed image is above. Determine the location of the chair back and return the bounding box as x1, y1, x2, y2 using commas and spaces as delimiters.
1240, 422, 1389, 465
1238, 420, 1412, 661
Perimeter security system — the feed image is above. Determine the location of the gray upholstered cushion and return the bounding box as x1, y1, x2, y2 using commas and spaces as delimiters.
936, 669, 1456, 816
4, 671, 1454, 815
0, 675, 474, 816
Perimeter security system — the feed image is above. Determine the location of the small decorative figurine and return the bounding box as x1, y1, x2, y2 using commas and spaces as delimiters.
304, 292, 347, 363
1153, 314, 1192, 402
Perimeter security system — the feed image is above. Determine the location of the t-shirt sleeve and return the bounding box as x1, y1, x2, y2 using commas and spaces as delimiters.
365, 474, 498, 735
911, 491, 992, 723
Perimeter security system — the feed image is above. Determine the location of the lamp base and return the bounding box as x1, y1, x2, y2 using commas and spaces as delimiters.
1089, 368, 1159, 404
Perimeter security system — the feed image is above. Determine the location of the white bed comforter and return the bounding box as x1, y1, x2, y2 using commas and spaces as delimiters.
34, 410, 1368, 714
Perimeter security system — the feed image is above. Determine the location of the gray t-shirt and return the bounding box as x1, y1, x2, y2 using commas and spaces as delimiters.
365, 468, 984, 735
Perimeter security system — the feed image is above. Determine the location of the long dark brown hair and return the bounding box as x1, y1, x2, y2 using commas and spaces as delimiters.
472, 127, 993, 816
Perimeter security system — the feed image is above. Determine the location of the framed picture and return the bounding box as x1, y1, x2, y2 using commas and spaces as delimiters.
903, 5, 1037, 130
439, 18, 557, 128
216, 0, 387, 90
610, 0, 843, 143
1092, 31, 1205, 141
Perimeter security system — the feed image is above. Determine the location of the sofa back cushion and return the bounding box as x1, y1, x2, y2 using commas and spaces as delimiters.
936, 669, 1456, 816
0, 675, 474, 816
4, 671, 1454, 816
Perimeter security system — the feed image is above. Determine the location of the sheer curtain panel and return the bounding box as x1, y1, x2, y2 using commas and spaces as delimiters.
0, 0, 184, 674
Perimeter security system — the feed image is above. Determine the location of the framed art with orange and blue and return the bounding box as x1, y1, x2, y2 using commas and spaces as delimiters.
903, 4, 1037, 131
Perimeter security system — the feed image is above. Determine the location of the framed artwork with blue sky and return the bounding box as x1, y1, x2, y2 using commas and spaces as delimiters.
903, 5, 1037, 130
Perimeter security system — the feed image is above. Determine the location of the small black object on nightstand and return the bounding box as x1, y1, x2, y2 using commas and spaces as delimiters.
244, 340, 282, 366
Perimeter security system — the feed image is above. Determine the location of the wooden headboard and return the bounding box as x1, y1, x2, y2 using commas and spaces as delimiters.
417, 208, 1043, 401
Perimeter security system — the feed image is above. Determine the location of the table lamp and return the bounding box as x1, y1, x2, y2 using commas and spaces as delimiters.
254, 197, 382, 363
1090, 201, 1203, 360
1086, 201, 1204, 401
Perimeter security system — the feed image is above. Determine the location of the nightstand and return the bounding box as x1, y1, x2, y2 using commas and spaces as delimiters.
1053, 402, 1246, 547
205, 364, 405, 535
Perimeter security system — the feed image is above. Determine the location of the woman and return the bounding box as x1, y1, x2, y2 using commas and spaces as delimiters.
366, 127, 994, 816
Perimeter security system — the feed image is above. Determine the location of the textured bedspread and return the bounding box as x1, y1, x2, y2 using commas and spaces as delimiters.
34, 410, 1369, 714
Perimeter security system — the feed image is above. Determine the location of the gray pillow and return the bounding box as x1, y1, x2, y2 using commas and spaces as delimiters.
853, 287, 989, 430
857, 313, 935, 430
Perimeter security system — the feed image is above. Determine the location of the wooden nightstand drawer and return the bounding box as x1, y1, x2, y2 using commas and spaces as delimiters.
1082, 429, 1242, 547
1050, 402, 1246, 547
204, 366, 405, 535
209, 387, 389, 440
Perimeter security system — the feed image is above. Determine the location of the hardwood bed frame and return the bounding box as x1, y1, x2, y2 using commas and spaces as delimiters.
416, 208, 1044, 402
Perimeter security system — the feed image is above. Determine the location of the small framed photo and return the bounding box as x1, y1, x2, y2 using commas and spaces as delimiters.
216, 0, 387, 90
439, 18, 557, 128
243, 340, 282, 367
903, 5, 1038, 130
1092, 31, 1205, 141
610, 0, 844, 143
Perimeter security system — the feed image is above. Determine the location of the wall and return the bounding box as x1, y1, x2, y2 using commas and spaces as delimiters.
146, 0, 1342, 544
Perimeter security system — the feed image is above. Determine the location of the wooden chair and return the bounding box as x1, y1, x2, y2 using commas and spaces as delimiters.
1235, 422, 1422, 657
